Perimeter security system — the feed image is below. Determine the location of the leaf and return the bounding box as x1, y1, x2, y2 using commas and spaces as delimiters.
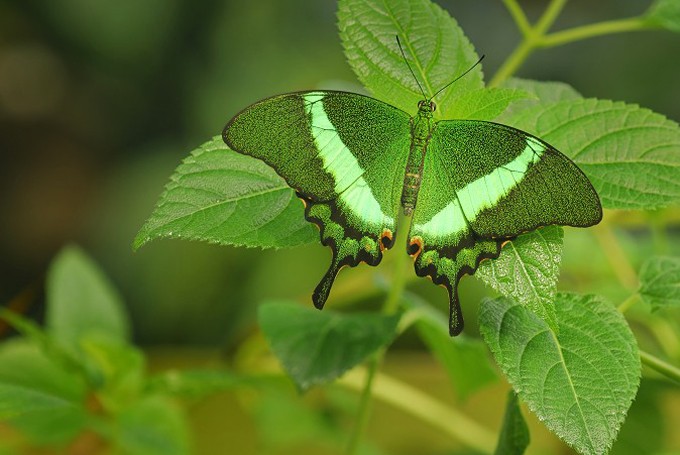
114, 396, 190, 455
498, 78, 581, 122
479, 293, 641, 455
134, 136, 317, 250
476, 226, 564, 332
47, 245, 130, 349
0, 341, 87, 444
447, 87, 535, 121
645, 0, 680, 33
503, 78, 582, 103
494, 391, 530, 455
507, 98, 680, 210
402, 291, 497, 399
638, 256, 680, 311
258, 301, 400, 390
338, 0, 483, 118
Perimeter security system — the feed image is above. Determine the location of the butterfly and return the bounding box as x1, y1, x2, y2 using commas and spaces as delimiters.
222, 52, 602, 336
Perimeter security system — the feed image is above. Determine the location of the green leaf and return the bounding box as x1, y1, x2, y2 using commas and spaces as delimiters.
638, 256, 680, 310
47, 245, 130, 349
479, 293, 641, 455
494, 391, 530, 455
476, 226, 564, 332
498, 78, 581, 122
338, 0, 483, 117
134, 136, 317, 250
258, 301, 400, 390
645, 0, 680, 33
507, 98, 680, 210
402, 291, 497, 399
114, 396, 190, 455
0, 341, 87, 444
447, 87, 534, 121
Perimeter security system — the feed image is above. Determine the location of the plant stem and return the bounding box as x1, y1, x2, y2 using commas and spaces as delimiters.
592, 223, 638, 291
490, 0, 565, 87
541, 18, 650, 47
640, 350, 680, 384
339, 368, 496, 454
345, 213, 412, 455
501, 0, 532, 37
617, 293, 640, 314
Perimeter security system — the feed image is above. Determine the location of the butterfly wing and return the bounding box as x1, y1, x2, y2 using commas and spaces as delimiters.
223, 91, 411, 308
409, 120, 602, 335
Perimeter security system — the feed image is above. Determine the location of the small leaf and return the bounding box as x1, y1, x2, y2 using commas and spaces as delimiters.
338, 0, 483, 117
638, 256, 680, 310
477, 226, 564, 332
114, 396, 190, 455
447, 87, 534, 121
47, 245, 130, 349
480, 293, 641, 455
403, 291, 497, 398
507, 98, 680, 210
134, 136, 317, 250
258, 301, 400, 390
645, 0, 680, 33
494, 391, 530, 455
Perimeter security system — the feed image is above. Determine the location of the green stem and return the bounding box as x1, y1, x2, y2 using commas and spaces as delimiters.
338, 368, 496, 454
617, 293, 640, 314
592, 223, 638, 291
345, 213, 411, 455
640, 350, 680, 384
489, 0, 566, 87
541, 17, 650, 47
502, 0, 532, 37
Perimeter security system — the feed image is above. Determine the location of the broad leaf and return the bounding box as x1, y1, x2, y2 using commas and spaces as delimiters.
47, 245, 130, 348
447, 87, 534, 121
498, 78, 581, 122
134, 136, 316, 250
477, 226, 564, 332
480, 293, 640, 455
507, 98, 680, 210
638, 256, 680, 310
258, 301, 400, 390
494, 391, 529, 455
402, 291, 497, 398
338, 0, 483, 118
645, 0, 680, 33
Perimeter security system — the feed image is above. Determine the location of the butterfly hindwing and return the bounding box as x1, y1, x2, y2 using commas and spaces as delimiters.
224, 91, 412, 308
410, 120, 602, 335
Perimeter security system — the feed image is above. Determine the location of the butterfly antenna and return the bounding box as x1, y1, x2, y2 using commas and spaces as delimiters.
396, 35, 427, 99
431, 54, 485, 100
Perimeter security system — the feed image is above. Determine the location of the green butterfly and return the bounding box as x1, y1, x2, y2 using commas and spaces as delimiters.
223, 66, 601, 336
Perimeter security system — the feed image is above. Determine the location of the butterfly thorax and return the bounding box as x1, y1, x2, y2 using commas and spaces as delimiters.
401, 101, 436, 215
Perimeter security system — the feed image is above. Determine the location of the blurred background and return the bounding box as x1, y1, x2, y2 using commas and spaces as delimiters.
1, 0, 679, 453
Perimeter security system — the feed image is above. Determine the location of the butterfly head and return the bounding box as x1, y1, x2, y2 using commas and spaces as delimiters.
417, 99, 436, 117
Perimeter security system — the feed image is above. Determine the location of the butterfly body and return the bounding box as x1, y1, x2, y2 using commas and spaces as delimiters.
223, 90, 602, 335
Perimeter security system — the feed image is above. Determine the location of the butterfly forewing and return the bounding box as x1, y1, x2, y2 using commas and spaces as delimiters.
224, 91, 412, 308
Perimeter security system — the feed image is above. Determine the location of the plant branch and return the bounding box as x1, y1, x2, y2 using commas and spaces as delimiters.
617, 293, 640, 314
338, 368, 496, 454
592, 223, 638, 292
640, 350, 680, 384
502, 0, 532, 37
534, 0, 568, 36
541, 17, 650, 47
345, 213, 411, 455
